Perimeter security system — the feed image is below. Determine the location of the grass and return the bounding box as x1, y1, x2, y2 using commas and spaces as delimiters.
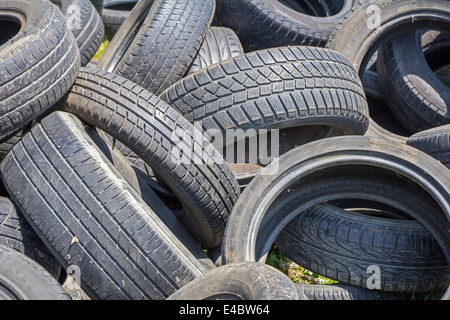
266, 246, 338, 285
93, 37, 110, 61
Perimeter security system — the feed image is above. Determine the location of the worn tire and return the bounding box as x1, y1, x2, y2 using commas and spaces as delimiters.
326, 0, 450, 75
221, 136, 450, 298
377, 31, 449, 134
0, 245, 70, 300
407, 124, 450, 169
99, 0, 215, 95
51, 0, 105, 66
59, 66, 240, 249
296, 283, 411, 300
186, 26, 244, 74
276, 203, 447, 293
0, 111, 216, 300
0, 0, 80, 143
90, 0, 103, 13
167, 261, 304, 300
161, 46, 370, 165
215, 0, 355, 52
102, 0, 137, 40
0, 196, 62, 280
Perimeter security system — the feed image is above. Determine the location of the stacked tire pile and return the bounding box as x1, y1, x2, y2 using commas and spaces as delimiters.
0, 0, 448, 301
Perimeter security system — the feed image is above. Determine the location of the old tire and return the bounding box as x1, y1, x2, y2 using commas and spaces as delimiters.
407, 124, 450, 169
276, 203, 447, 293
377, 31, 450, 134
214, 0, 355, 52
0, 196, 62, 280
221, 136, 450, 299
186, 26, 244, 74
0, 111, 216, 300
52, 0, 105, 66
0, 0, 80, 143
99, 0, 215, 95
0, 245, 69, 300
160, 46, 370, 165
59, 66, 240, 249
102, 0, 138, 40
167, 261, 304, 300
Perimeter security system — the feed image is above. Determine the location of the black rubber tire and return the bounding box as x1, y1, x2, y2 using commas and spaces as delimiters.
99, 0, 215, 95
167, 261, 304, 300
160, 45, 370, 164
407, 124, 450, 169
102, 0, 138, 40
59, 66, 241, 249
377, 31, 450, 134
296, 283, 411, 300
0, 111, 216, 300
220, 136, 450, 299
326, 0, 450, 76
214, 0, 354, 52
276, 203, 447, 293
0, 196, 62, 280
90, 0, 103, 14
186, 26, 244, 74
51, 0, 105, 66
436, 65, 450, 87
0, 245, 70, 300
0, 0, 80, 143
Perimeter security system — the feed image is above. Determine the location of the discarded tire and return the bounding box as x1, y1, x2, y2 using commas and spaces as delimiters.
215, 0, 355, 51
0, 0, 448, 301
59, 66, 241, 249
377, 31, 450, 133
221, 136, 450, 296
99, 0, 215, 95
407, 124, 450, 168
167, 261, 304, 300
0, 196, 62, 280
102, 0, 137, 39
0, 0, 80, 143
276, 203, 448, 292
0, 111, 215, 300
0, 244, 70, 300
161, 46, 370, 163
52, 0, 105, 66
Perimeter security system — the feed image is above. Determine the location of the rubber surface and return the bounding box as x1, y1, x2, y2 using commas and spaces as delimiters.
0, 111, 215, 300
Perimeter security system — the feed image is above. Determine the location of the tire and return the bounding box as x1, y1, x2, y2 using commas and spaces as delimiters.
0, 111, 216, 300
407, 124, 450, 169
186, 26, 244, 74
0, 197, 62, 280
436, 65, 450, 87
0, 245, 70, 300
220, 136, 450, 298
90, 0, 103, 14
59, 66, 241, 249
51, 0, 105, 66
0, 0, 80, 143
214, 0, 355, 52
296, 283, 411, 300
275, 203, 447, 293
99, 0, 215, 95
160, 45, 370, 166
167, 261, 304, 300
102, 0, 138, 40
326, 0, 450, 75
377, 31, 450, 134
